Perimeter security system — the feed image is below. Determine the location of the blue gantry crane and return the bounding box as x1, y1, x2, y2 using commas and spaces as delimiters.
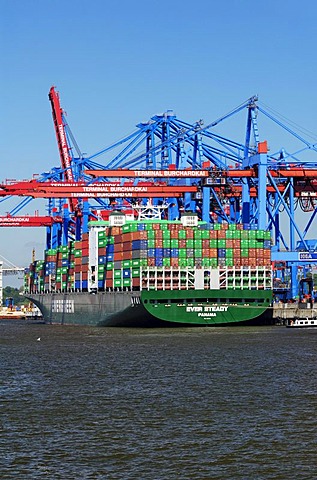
1, 88, 317, 300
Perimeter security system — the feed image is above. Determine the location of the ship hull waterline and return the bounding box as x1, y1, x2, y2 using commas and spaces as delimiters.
25, 290, 273, 328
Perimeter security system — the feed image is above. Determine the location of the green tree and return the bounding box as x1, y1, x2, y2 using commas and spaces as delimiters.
2, 286, 27, 307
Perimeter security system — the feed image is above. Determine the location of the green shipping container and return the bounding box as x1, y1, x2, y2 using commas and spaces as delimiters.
114, 279, 123, 287
122, 260, 132, 268
114, 270, 122, 278
122, 223, 138, 233
132, 269, 140, 277
106, 236, 115, 245
106, 262, 114, 270
186, 239, 194, 248
202, 258, 211, 267
178, 249, 187, 258
225, 258, 234, 266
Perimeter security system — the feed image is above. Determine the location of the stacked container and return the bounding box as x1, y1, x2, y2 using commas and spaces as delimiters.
25, 220, 272, 294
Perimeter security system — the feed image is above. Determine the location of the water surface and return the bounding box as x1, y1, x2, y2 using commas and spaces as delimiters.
1, 321, 316, 479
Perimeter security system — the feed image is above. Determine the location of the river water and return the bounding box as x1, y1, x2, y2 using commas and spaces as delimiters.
0, 321, 316, 479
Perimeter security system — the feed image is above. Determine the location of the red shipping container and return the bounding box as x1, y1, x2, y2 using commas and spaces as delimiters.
122, 251, 132, 260
114, 243, 123, 253
114, 252, 123, 261
185, 229, 194, 239
122, 242, 131, 252
132, 278, 140, 287
202, 239, 210, 248
179, 239, 186, 248
171, 258, 179, 267
217, 230, 226, 239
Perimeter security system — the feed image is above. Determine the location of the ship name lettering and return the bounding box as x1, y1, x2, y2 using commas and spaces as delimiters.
203, 306, 228, 312
186, 306, 203, 312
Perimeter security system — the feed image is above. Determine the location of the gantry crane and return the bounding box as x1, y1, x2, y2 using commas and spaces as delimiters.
1, 88, 317, 299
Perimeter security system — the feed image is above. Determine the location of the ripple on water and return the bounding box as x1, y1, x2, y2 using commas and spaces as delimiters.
0, 323, 316, 479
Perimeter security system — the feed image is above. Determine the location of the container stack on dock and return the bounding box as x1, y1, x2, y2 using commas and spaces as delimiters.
24, 220, 272, 294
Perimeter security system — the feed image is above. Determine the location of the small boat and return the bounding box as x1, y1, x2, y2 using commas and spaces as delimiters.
286, 317, 317, 328
0, 308, 26, 320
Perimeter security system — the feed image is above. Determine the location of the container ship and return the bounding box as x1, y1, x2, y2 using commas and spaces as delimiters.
24, 212, 273, 327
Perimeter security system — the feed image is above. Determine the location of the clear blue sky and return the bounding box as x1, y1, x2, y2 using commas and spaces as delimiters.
1, 0, 317, 284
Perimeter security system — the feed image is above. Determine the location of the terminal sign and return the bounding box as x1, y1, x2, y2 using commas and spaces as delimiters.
299, 252, 317, 260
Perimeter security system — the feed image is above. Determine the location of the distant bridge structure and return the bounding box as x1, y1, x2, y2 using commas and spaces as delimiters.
0, 255, 25, 306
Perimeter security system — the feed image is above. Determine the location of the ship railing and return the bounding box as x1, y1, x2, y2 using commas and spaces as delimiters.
139, 266, 196, 291
218, 266, 272, 290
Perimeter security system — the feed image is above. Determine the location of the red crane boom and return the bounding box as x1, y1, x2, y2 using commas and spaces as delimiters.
48, 86, 77, 212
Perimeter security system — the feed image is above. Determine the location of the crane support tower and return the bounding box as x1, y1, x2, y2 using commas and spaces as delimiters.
1, 89, 317, 299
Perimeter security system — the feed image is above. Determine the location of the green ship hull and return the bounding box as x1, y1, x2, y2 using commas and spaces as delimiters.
26, 288, 272, 327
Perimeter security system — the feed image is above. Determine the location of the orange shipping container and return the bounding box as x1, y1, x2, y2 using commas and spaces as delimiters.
114, 252, 123, 261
